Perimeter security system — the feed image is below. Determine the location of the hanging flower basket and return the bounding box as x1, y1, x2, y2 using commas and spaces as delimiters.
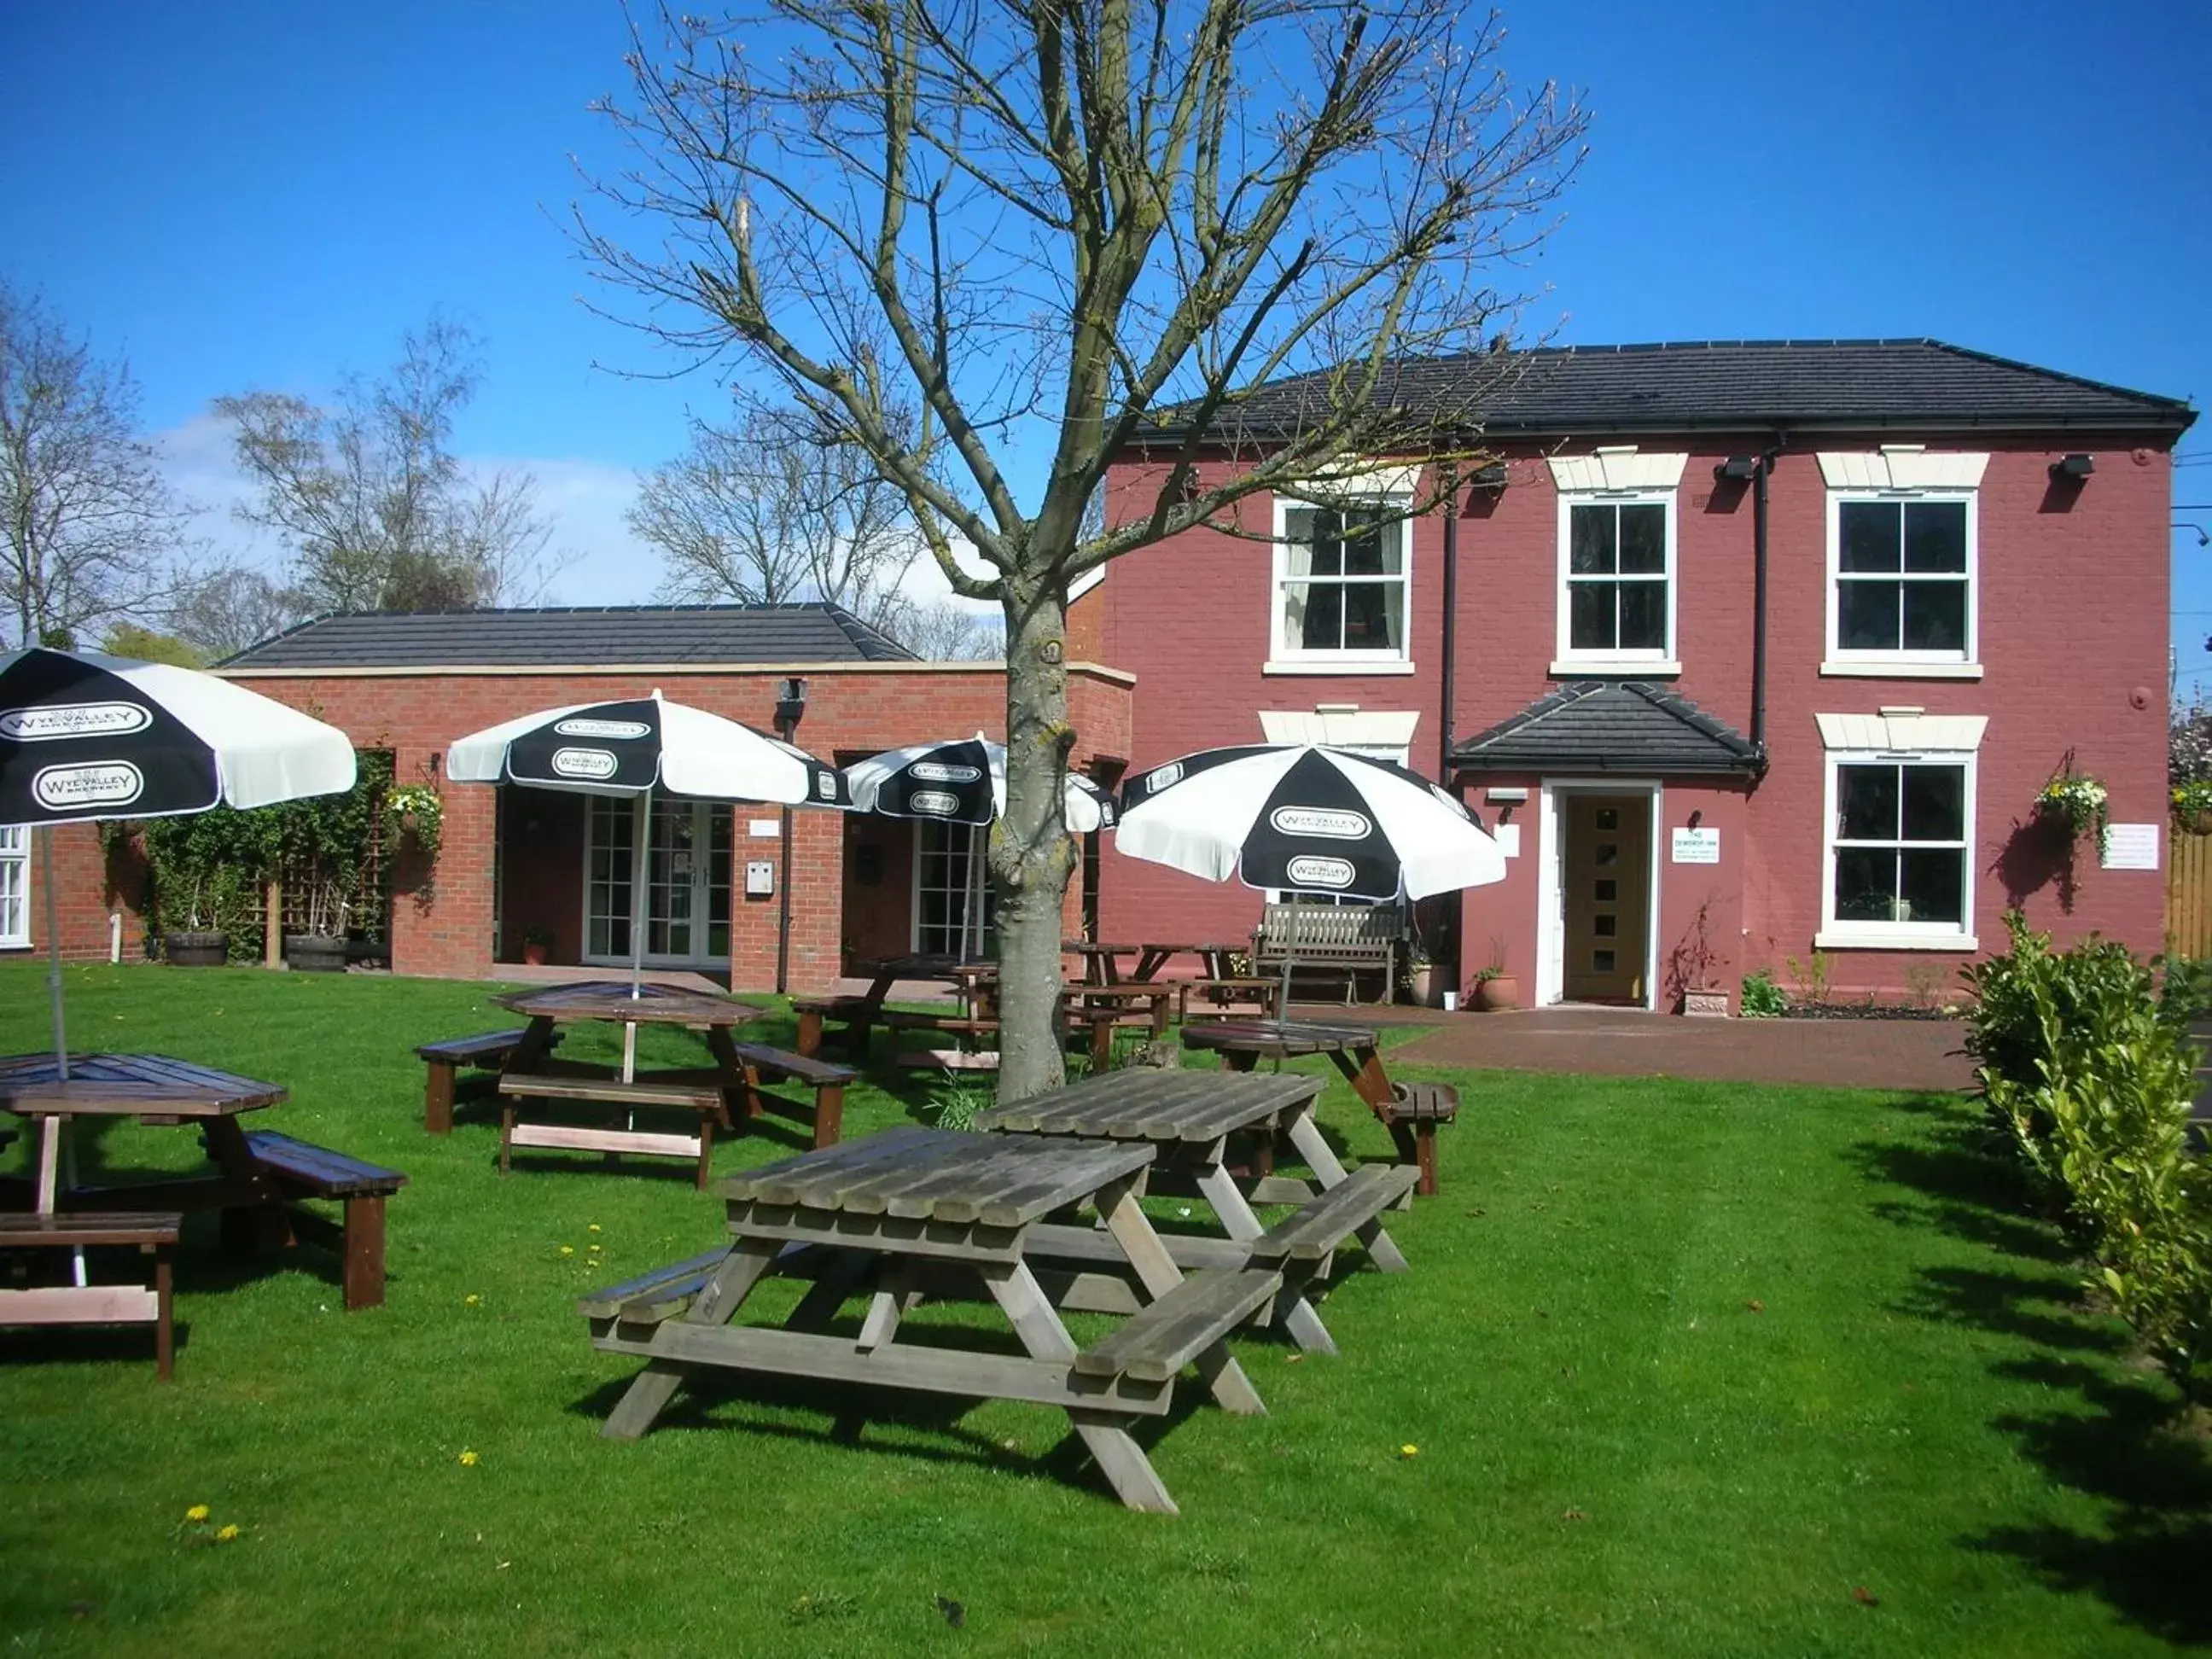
385, 783, 445, 860
2035, 771, 2109, 850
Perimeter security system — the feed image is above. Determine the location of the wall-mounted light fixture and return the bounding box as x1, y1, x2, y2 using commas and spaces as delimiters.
1687, 809, 1703, 830
1486, 783, 1528, 823
1715, 456, 1759, 481
774, 677, 808, 739
2050, 453, 2095, 480
1470, 461, 1509, 489
2178, 521, 2210, 547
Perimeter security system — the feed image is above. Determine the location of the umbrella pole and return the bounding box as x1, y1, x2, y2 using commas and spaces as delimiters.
42, 828, 67, 1083
1277, 890, 1298, 1024
624, 789, 649, 1085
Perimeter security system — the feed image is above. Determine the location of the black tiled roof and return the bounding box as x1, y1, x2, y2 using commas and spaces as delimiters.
221, 603, 918, 670
1452, 682, 1761, 776
1141, 339, 2196, 442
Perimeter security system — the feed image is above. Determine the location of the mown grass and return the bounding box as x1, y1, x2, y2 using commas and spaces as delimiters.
2, 961, 2208, 1656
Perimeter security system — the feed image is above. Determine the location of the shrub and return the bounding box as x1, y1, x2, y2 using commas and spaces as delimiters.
1738, 970, 1787, 1019
1961, 912, 2212, 1397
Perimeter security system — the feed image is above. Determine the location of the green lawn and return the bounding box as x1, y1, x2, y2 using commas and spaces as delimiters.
2, 961, 2207, 1656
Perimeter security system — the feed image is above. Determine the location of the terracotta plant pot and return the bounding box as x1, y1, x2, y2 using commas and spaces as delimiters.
1475, 974, 1520, 1012
522, 942, 549, 967
1681, 986, 1732, 1018
284, 933, 348, 974
165, 930, 227, 967
1403, 965, 1437, 1007
2180, 807, 2212, 837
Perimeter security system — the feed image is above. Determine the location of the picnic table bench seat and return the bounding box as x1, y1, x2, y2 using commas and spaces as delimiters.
416, 1027, 562, 1133
1249, 1161, 1419, 1266
579, 1248, 731, 1326
1073, 1266, 1284, 1384
729, 1043, 855, 1150
791, 994, 877, 1060
241, 1131, 408, 1311
495, 1070, 733, 1187
1380, 1080, 1460, 1197
0, 1209, 182, 1379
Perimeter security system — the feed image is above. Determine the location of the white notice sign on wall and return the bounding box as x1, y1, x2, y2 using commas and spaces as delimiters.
2101, 822, 2160, 870
1671, 827, 1720, 864
1493, 823, 1522, 859
748, 818, 781, 839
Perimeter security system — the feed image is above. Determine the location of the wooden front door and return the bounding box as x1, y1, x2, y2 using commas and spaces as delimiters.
1561, 794, 1650, 1003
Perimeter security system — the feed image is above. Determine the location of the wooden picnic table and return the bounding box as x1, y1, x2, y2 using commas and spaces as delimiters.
488, 980, 775, 1186
977, 1069, 1411, 1355
1179, 1018, 1394, 1114
1063, 940, 1244, 985
797, 954, 996, 1058
0, 1052, 287, 1216
581, 1125, 1278, 1513
1060, 983, 1177, 1070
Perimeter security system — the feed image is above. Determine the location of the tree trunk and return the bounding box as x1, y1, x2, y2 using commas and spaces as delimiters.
993, 569, 1077, 1100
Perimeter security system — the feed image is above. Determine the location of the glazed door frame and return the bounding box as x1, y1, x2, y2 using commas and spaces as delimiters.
1535, 780, 1662, 1010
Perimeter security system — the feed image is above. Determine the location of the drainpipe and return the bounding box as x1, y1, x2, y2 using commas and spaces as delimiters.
1440, 480, 1459, 782
1749, 433, 1786, 768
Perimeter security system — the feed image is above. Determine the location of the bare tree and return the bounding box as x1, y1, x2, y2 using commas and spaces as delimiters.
632, 405, 913, 619
584, 1, 1586, 1095
215, 316, 565, 614
878, 594, 1001, 660
172, 563, 311, 661
0, 280, 194, 649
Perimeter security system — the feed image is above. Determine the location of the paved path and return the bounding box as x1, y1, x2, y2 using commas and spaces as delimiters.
1392, 1005, 1974, 1093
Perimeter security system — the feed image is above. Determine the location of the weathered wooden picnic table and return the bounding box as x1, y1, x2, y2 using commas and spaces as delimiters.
976, 1069, 1412, 1355
1180, 1018, 1394, 1112
489, 981, 776, 1185
1064, 940, 1243, 985
581, 1125, 1278, 1513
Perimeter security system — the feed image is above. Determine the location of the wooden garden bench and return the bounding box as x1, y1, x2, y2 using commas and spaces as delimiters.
497, 1071, 732, 1187
416, 1027, 561, 1133
241, 1131, 409, 1310
1252, 902, 1405, 1003
728, 1043, 856, 1150
1072, 1266, 1284, 1386
0, 1210, 181, 1379
1379, 1080, 1460, 1196
1248, 1161, 1420, 1269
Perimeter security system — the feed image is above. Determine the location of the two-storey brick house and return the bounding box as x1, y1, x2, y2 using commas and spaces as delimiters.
1080, 341, 2195, 1008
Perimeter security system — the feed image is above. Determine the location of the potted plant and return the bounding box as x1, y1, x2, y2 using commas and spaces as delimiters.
2174, 779, 2212, 835
163, 869, 236, 967
1670, 895, 1731, 1016
1470, 940, 1519, 1011
385, 782, 444, 859
519, 923, 556, 967
283, 878, 352, 973
2035, 765, 2109, 853
1400, 940, 1440, 1007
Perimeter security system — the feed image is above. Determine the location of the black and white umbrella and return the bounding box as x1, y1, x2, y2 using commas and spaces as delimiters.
1115, 743, 1505, 1006
841, 733, 1112, 958
446, 691, 847, 1071
0, 645, 357, 1215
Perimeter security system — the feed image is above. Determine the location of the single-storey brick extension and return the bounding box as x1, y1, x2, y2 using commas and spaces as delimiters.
10, 339, 2195, 1010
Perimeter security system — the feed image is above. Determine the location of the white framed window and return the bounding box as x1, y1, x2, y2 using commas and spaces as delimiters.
1268, 494, 1413, 672
0, 825, 26, 947
914, 821, 992, 954
1819, 449, 1986, 677
1557, 494, 1676, 667
1817, 749, 1977, 950
582, 797, 731, 964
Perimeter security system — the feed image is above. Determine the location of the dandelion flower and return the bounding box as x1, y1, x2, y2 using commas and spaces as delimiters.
558, 1245, 573, 1257
184, 1505, 210, 1523
463, 1294, 480, 1307
588, 1224, 602, 1233
215, 1524, 240, 1542
458, 1450, 480, 1467
1400, 1444, 1419, 1458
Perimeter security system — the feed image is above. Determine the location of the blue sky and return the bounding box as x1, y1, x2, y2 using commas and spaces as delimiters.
3, 1, 2207, 676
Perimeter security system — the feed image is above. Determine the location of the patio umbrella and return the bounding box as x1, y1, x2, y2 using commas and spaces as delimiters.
841, 733, 1113, 960
445, 690, 847, 1074
0, 644, 357, 1226
1114, 742, 1507, 1010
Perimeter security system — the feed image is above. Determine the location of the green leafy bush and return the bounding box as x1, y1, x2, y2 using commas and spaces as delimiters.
1738, 969, 1787, 1019
1962, 912, 2212, 1396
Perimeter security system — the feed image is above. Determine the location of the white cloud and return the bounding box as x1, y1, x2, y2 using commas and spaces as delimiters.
154, 417, 1002, 621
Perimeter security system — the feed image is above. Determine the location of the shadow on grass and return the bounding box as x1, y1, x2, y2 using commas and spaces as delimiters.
1856, 1092, 2212, 1644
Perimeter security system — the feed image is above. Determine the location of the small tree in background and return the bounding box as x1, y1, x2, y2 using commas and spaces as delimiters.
583, 1, 1586, 1094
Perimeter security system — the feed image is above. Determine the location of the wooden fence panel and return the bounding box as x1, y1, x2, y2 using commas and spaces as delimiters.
2166, 825, 2212, 958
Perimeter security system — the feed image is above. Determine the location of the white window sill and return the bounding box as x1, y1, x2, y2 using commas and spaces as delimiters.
1262, 659, 1417, 677
1820, 661, 1982, 680
1813, 929, 1979, 952
1549, 659, 1682, 679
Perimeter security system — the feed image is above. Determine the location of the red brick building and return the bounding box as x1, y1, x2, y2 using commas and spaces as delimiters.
1081, 340, 2195, 1008
20, 605, 1132, 992
8, 339, 2194, 1010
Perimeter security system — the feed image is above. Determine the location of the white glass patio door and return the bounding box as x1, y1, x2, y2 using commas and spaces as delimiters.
585, 798, 732, 965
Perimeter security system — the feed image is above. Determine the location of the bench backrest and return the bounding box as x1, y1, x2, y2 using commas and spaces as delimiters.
1257, 903, 1404, 952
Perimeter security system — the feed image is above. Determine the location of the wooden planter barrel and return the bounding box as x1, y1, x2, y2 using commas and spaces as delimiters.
284, 934, 349, 974
164, 930, 228, 967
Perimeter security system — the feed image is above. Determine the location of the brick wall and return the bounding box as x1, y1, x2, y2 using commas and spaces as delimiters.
1098, 434, 2177, 1000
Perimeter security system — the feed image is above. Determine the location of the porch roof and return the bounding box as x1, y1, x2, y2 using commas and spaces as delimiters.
1450, 682, 1761, 777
